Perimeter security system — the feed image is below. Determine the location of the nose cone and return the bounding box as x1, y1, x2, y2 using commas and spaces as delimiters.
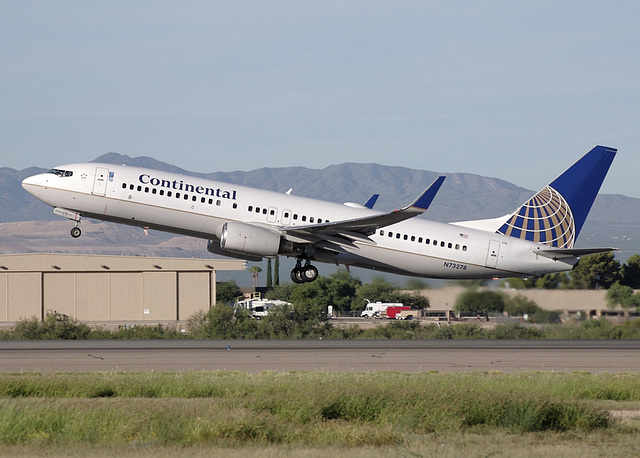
22, 174, 44, 198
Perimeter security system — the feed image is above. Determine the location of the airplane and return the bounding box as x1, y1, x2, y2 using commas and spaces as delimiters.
22, 145, 617, 283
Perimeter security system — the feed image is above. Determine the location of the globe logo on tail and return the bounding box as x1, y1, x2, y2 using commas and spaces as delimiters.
497, 186, 575, 248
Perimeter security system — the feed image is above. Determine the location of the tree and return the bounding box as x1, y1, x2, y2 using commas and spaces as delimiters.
322, 270, 361, 311
266, 259, 273, 288
405, 278, 428, 290
501, 273, 569, 290
287, 271, 361, 318
388, 292, 430, 310
353, 277, 395, 311
249, 265, 262, 288
620, 254, 640, 290
606, 282, 640, 310
274, 257, 280, 286
454, 289, 506, 320
569, 252, 621, 289
535, 272, 570, 289
204, 304, 235, 338
216, 280, 243, 305
504, 295, 539, 316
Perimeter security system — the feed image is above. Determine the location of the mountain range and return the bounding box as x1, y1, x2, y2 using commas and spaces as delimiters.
1, 154, 638, 267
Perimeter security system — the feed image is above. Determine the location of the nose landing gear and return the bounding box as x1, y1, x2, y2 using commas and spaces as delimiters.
70, 226, 82, 238
290, 257, 319, 283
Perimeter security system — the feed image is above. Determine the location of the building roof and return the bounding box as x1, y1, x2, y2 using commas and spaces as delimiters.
0, 253, 246, 273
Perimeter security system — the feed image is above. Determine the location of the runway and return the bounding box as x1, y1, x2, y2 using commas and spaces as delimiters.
0, 340, 638, 373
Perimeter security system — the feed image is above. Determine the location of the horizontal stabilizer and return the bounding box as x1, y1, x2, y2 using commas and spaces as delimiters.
535, 247, 616, 260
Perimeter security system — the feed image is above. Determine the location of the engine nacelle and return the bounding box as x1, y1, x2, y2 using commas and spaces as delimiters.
220, 222, 284, 258
206, 240, 263, 262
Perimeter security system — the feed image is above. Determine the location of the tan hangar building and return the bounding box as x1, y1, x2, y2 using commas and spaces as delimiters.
0, 253, 246, 322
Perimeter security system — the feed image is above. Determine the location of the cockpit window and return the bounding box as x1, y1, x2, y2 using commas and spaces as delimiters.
47, 169, 73, 177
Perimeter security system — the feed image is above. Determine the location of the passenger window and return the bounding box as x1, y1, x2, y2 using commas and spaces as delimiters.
233, 203, 237, 209
167, 191, 172, 197
129, 184, 134, 190
396, 233, 401, 239
256, 207, 261, 213
293, 214, 298, 220
310, 217, 314, 223
462, 246, 467, 251
433, 240, 437, 246
145, 187, 149, 193
440, 241, 445, 247
403, 234, 408, 240
318, 219, 322, 223
122, 183, 127, 189
262, 208, 267, 215
380, 230, 385, 236
201, 197, 205, 203
455, 244, 460, 250
418, 237, 423, 243
137, 186, 142, 191
217, 200, 221, 206
302, 216, 307, 222
176, 193, 180, 198
184, 194, 189, 200
248, 206, 253, 212
159, 190, 164, 196
152, 189, 157, 194
411, 236, 415, 242
448, 242, 452, 248
425, 238, 430, 244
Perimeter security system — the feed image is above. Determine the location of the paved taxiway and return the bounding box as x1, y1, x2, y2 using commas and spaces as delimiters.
0, 340, 638, 373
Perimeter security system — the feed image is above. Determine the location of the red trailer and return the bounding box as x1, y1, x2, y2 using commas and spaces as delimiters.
384, 306, 411, 319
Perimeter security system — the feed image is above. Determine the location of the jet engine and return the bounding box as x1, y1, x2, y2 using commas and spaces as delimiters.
219, 222, 288, 258
206, 240, 263, 262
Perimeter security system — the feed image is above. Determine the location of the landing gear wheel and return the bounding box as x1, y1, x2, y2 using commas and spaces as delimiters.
70, 227, 82, 238
291, 268, 305, 284
301, 265, 318, 282
290, 264, 319, 283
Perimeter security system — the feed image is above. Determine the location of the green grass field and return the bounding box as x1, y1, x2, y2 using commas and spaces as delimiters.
0, 371, 638, 456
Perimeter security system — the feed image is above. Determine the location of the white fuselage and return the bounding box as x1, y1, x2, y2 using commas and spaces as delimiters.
22, 163, 577, 279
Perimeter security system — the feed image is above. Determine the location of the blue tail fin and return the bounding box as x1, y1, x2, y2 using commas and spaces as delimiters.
496, 145, 616, 248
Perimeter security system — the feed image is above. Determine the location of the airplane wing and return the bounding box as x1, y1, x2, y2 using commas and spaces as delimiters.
280, 176, 446, 246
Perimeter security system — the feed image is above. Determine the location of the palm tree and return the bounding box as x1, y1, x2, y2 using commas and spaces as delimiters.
249, 265, 262, 288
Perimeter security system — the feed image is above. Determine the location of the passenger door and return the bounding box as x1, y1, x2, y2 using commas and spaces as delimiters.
91, 167, 109, 196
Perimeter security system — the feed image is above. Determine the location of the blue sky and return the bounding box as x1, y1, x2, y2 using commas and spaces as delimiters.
2, 1, 639, 197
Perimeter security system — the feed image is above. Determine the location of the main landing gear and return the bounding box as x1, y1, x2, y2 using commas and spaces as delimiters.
290, 257, 319, 283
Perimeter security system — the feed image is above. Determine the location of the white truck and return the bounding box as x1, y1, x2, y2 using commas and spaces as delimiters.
233, 294, 292, 319
360, 300, 404, 318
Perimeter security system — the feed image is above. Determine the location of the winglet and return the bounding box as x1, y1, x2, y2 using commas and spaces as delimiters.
363, 194, 379, 209
409, 176, 446, 211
